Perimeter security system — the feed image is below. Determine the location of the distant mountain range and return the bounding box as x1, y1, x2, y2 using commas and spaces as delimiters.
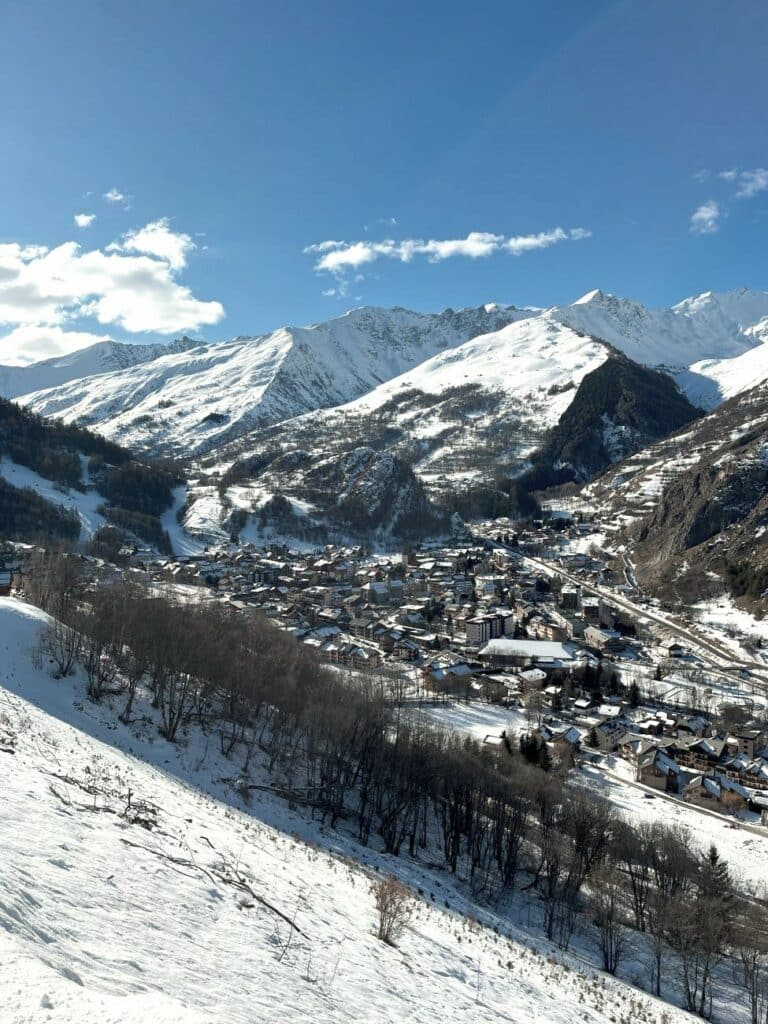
5, 287, 768, 560
13, 305, 524, 458
13, 288, 768, 458
0, 337, 200, 401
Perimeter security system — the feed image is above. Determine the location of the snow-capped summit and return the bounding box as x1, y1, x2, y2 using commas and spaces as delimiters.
572, 287, 608, 305
671, 286, 768, 326
551, 287, 766, 373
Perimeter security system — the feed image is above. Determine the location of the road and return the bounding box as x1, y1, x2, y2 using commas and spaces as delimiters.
489, 539, 768, 698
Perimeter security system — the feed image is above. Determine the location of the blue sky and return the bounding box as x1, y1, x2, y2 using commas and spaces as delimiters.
0, 0, 766, 363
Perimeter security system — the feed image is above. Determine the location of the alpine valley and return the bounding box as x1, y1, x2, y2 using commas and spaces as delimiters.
6, 286, 768, 605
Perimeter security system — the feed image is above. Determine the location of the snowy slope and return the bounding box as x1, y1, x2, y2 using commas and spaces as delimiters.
20, 305, 527, 457
21, 289, 768, 465
344, 315, 609, 415
0, 596, 699, 1024
0, 457, 106, 538
0, 338, 199, 400
551, 287, 768, 374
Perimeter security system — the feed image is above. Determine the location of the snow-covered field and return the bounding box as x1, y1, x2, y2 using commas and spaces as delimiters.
575, 762, 768, 896
0, 597, 697, 1024
693, 594, 768, 649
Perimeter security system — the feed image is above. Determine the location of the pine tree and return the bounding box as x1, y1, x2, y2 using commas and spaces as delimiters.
699, 844, 733, 904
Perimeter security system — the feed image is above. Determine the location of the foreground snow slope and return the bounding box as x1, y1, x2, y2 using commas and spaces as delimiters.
0, 598, 693, 1024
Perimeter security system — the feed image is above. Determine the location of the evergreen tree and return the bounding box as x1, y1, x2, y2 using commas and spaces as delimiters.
699, 844, 733, 904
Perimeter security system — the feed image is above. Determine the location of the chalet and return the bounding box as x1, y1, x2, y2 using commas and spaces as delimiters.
584, 625, 624, 653
360, 581, 391, 605
423, 660, 474, 696
528, 616, 568, 642
684, 772, 750, 814
551, 725, 582, 761
675, 715, 709, 738
671, 735, 727, 772
665, 641, 686, 658
593, 717, 628, 752
519, 667, 547, 688
637, 748, 686, 792
398, 604, 429, 627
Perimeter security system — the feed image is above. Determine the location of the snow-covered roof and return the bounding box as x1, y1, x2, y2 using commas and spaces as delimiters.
479, 639, 573, 660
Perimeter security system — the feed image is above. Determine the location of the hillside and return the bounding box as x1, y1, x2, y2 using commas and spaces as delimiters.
573, 376, 768, 606
521, 353, 702, 491
0, 595, 699, 1024
0, 398, 182, 553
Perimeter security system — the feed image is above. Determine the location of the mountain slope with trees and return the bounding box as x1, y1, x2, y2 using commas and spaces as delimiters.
0, 398, 182, 552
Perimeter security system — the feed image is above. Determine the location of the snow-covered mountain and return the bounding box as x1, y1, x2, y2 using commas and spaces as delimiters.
19, 305, 527, 457
18, 289, 768, 465
550, 287, 768, 408
0, 337, 200, 400
11, 287, 768, 547
195, 319, 699, 546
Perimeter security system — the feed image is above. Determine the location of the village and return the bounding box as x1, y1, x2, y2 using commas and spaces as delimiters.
109, 510, 768, 829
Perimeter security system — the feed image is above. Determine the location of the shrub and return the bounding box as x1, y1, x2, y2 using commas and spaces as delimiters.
372, 875, 415, 946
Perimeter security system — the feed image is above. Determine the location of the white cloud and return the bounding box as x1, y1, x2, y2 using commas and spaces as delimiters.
735, 168, 768, 199
305, 227, 589, 275
104, 187, 129, 205
74, 213, 96, 229
0, 227, 224, 337
0, 324, 111, 366
690, 200, 720, 235
718, 169, 738, 182
111, 218, 195, 271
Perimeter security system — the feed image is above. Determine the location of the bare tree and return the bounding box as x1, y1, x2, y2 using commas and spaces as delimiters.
39, 615, 82, 678
592, 866, 628, 975
372, 875, 415, 946
732, 899, 768, 1024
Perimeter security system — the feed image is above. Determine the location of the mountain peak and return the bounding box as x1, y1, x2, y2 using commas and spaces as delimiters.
672, 286, 768, 324
573, 288, 608, 305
